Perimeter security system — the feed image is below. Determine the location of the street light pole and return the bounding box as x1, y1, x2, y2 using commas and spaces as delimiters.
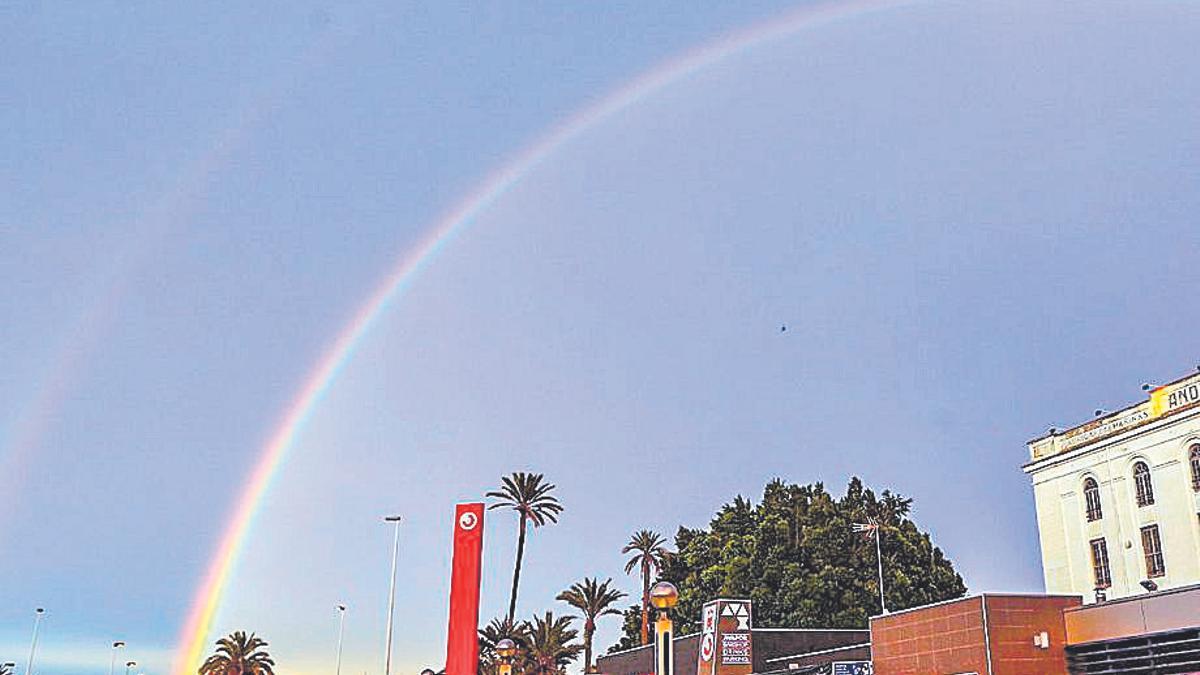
335, 604, 347, 675
382, 515, 402, 675
109, 641, 126, 675
125, 660, 137, 675
650, 582, 679, 675
496, 639, 517, 675
27, 608, 45, 675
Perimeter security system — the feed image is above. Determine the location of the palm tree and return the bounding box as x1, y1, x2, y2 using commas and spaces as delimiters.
524, 612, 582, 675
556, 577, 625, 673
1, 663, 14, 675
198, 631, 275, 675
622, 529, 669, 645
487, 472, 564, 621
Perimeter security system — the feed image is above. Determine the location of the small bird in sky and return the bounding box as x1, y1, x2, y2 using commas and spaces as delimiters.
780, 324, 787, 332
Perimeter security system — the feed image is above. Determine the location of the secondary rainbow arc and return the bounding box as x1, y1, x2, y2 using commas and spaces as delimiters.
173, 1, 919, 672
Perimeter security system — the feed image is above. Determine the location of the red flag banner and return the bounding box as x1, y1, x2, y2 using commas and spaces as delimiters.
445, 502, 485, 675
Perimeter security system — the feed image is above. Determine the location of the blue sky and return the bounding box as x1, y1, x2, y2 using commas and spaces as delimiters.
3, 1, 1200, 674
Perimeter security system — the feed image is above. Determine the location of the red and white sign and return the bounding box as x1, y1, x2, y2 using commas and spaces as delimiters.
445, 503, 485, 675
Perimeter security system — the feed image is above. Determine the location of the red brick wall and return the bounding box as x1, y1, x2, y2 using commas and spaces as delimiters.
870, 595, 1080, 675
871, 597, 989, 675
984, 595, 1079, 674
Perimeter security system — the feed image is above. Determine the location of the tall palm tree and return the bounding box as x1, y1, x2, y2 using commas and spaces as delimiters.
556, 577, 625, 673
487, 472, 564, 621
524, 612, 582, 675
622, 529, 669, 645
198, 631, 275, 675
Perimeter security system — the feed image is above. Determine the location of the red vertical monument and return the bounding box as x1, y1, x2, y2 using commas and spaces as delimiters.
696, 599, 753, 675
445, 502, 485, 675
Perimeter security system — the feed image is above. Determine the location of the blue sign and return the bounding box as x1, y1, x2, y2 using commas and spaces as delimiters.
832, 662, 872, 675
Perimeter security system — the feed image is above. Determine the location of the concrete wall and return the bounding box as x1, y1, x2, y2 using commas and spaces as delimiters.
1064, 583, 1200, 644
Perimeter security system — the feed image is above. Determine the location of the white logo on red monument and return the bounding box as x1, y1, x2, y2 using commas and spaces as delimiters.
459, 511, 479, 531
700, 633, 715, 662
721, 602, 750, 631
703, 605, 717, 632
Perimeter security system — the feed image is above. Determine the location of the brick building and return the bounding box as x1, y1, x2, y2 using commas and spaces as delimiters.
869, 594, 1080, 675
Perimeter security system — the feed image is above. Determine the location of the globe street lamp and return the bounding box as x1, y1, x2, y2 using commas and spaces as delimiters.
109, 641, 127, 675
649, 582, 679, 675
495, 639, 517, 675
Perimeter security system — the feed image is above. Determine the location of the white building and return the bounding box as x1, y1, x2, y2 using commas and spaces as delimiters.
1025, 370, 1200, 602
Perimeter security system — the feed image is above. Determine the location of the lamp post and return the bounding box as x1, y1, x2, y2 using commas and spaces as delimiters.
336, 604, 347, 675
382, 515, 403, 675
109, 641, 127, 675
649, 582, 678, 675
496, 638, 517, 675
27, 608, 45, 675
125, 660, 137, 675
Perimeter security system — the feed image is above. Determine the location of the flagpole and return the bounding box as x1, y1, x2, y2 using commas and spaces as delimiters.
874, 528, 887, 615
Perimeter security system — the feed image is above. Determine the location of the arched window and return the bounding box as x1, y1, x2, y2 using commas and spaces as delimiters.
1133, 461, 1155, 507
1083, 477, 1103, 521
1190, 445, 1200, 492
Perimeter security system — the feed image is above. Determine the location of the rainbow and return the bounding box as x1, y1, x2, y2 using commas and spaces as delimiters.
173, 0, 919, 672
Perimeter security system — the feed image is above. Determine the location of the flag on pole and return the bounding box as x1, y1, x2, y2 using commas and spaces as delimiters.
851, 517, 879, 540
852, 517, 888, 615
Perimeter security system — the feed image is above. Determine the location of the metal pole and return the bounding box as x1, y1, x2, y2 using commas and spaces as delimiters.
27, 608, 45, 675
875, 528, 888, 615
383, 516, 402, 675
109, 641, 126, 675
654, 610, 673, 675
336, 605, 347, 675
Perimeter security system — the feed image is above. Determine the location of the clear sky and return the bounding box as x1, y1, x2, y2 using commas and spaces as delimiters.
3, 1, 1200, 675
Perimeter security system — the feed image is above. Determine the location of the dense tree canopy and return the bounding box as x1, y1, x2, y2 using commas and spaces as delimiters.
610, 477, 966, 650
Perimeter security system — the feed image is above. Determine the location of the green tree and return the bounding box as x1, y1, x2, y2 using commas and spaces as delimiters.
524, 612, 583, 675
615, 477, 966, 647
198, 631, 275, 675
606, 604, 651, 653
556, 577, 626, 672
622, 529, 669, 645
488, 472, 564, 621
